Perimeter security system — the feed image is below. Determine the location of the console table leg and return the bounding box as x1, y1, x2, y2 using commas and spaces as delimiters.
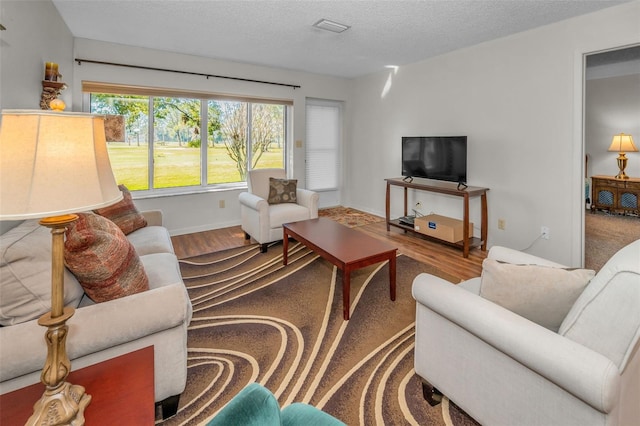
481, 193, 488, 251
385, 182, 391, 231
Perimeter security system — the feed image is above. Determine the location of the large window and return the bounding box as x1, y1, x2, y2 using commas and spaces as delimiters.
86, 84, 289, 193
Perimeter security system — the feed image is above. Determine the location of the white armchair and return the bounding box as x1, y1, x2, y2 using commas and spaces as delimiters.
239, 168, 319, 253
412, 240, 640, 426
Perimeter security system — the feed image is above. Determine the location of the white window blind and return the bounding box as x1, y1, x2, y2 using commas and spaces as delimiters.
305, 100, 341, 191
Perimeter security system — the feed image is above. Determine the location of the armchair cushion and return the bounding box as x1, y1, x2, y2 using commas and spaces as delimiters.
64, 212, 149, 303
93, 184, 147, 235
480, 258, 594, 331
268, 178, 297, 204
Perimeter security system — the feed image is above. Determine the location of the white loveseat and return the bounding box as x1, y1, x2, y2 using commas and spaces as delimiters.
412, 240, 640, 426
0, 211, 192, 419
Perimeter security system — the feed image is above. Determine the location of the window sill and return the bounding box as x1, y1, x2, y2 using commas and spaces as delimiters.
131, 183, 247, 200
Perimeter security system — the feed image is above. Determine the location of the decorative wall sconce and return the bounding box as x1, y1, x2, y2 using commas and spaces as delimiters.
40, 62, 67, 110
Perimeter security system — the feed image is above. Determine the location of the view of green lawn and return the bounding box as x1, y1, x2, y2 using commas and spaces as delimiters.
107, 143, 283, 190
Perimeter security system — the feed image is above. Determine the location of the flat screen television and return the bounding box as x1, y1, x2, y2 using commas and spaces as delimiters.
401, 136, 467, 184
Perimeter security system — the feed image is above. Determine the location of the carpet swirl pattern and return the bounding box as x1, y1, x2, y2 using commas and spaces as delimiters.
158, 242, 478, 425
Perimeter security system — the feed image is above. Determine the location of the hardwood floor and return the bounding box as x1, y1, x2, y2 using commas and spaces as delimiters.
171, 221, 486, 282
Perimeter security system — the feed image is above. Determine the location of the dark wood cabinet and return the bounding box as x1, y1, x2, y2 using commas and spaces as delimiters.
591, 175, 640, 215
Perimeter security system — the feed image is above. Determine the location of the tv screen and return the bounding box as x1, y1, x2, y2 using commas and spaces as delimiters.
401, 136, 467, 183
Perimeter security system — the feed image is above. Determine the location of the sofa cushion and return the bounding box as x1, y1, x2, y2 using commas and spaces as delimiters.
480, 258, 594, 331
267, 178, 297, 204
64, 213, 149, 303
126, 226, 174, 256
0, 220, 84, 326
94, 184, 147, 235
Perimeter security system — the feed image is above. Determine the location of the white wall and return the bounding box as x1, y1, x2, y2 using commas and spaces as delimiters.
71, 39, 352, 235
1, 0, 352, 236
0, 0, 73, 110
0, 0, 73, 234
586, 73, 640, 178
347, 1, 640, 265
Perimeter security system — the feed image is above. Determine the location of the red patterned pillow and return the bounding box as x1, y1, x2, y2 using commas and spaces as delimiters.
64, 213, 149, 303
94, 184, 147, 235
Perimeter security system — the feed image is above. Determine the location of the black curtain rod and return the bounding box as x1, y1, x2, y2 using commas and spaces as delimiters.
75, 58, 301, 89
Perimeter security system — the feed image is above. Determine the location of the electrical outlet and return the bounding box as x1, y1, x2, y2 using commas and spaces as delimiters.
541, 226, 550, 240
498, 218, 506, 230
415, 201, 422, 211
219, 199, 225, 208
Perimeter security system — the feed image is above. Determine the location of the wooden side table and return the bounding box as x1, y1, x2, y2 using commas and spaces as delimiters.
0, 346, 155, 425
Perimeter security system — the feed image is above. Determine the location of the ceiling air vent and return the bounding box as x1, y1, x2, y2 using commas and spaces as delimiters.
313, 19, 350, 33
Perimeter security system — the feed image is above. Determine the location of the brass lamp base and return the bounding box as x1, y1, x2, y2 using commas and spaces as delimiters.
27, 382, 91, 426
614, 153, 630, 180
26, 216, 91, 426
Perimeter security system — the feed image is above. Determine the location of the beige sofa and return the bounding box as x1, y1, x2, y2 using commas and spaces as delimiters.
0, 211, 192, 419
412, 240, 640, 426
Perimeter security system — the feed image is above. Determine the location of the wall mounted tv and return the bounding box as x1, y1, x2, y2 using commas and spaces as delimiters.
401, 136, 467, 184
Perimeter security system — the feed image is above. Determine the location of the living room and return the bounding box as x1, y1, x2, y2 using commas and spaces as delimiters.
1, 1, 639, 425
1, 0, 638, 266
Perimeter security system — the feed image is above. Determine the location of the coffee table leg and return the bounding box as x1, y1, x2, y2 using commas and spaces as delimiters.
283, 229, 289, 266
389, 253, 396, 301
343, 269, 350, 320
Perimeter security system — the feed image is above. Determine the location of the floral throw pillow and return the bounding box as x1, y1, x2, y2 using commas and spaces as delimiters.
267, 178, 298, 204
64, 212, 149, 303
94, 184, 147, 235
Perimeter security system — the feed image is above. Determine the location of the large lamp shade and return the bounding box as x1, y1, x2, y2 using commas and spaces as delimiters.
0, 109, 123, 220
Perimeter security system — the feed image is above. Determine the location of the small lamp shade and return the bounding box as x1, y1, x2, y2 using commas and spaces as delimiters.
608, 133, 638, 153
0, 109, 123, 220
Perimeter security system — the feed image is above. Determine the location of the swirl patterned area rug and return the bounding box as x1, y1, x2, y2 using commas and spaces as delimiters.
158, 242, 479, 425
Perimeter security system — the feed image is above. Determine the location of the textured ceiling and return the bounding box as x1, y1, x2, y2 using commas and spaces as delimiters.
52, 0, 631, 78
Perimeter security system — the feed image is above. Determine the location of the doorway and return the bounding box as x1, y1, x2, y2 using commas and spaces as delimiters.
583, 45, 640, 270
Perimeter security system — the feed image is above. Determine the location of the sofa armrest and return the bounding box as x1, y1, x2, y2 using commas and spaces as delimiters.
488, 246, 567, 268
141, 210, 163, 227
0, 283, 190, 381
412, 274, 620, 413
239, 192, 269, 212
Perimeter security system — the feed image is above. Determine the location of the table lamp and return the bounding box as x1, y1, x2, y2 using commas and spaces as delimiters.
608, 132, 638, 180
0, 102, 123, 425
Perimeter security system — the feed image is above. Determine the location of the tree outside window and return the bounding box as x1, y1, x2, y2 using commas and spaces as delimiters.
89, 93, 286, 191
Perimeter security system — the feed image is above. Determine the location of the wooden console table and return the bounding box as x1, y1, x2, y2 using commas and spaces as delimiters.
385, 178, 489, 258
0, 346, 155, 425
591, 175, 640, 215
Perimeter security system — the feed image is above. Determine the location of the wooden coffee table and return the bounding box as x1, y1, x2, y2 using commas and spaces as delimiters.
283, 217, 397, 320
0, 346, 155, 425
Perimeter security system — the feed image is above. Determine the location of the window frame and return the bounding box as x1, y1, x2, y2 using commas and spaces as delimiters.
82, 82, 292, 198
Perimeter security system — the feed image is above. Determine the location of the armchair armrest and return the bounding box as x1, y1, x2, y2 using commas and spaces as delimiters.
488, 246, 567, 268
295, 188, 319, 210
141, 210, 163, 227
239, 192, 269, 212
412, 274, 620, 413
